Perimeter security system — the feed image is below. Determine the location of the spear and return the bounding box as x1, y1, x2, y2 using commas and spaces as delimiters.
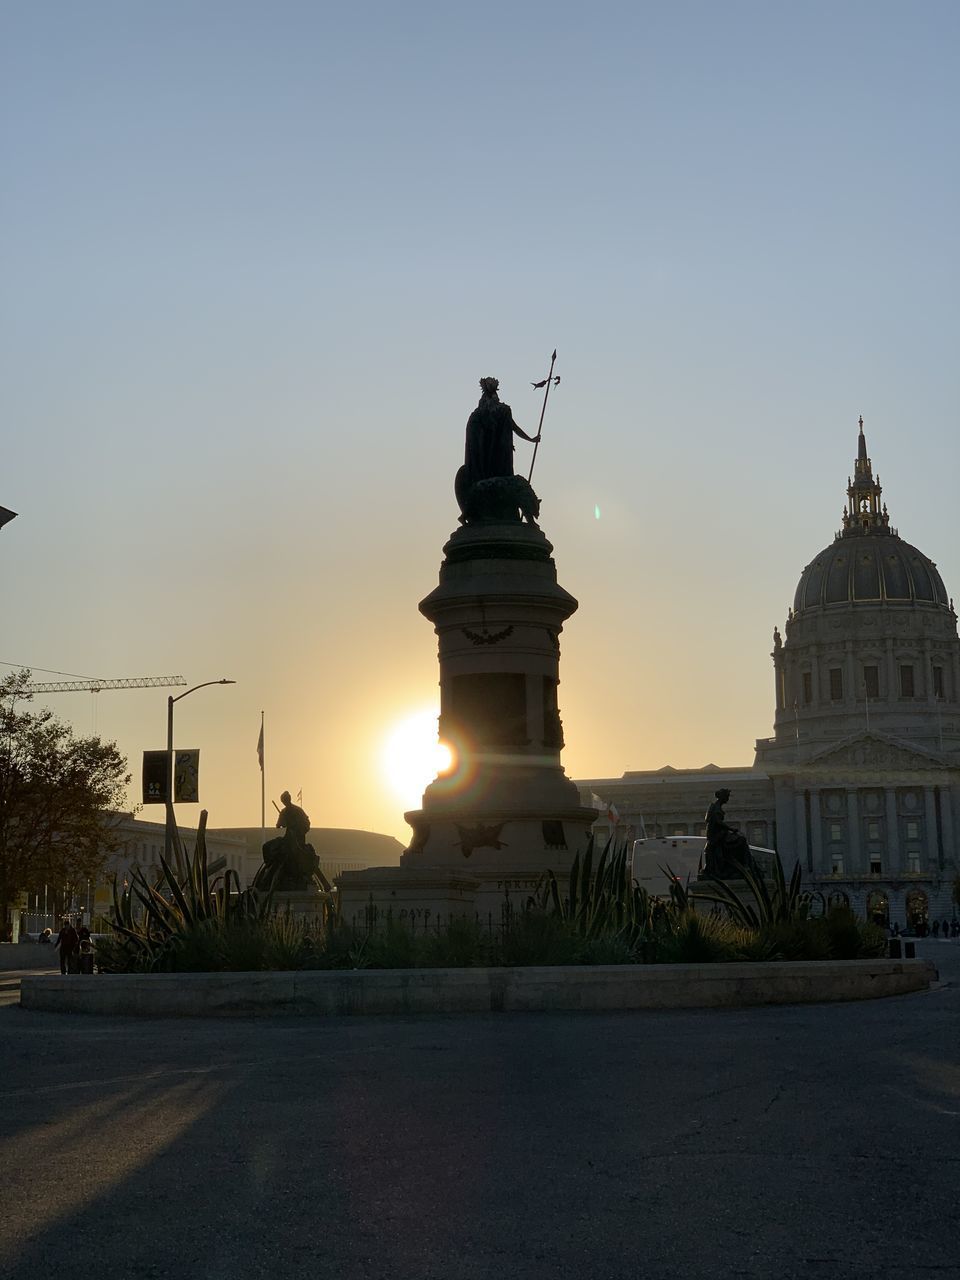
527, 348, 559, 483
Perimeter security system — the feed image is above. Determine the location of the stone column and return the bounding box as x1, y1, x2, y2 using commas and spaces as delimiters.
846, 790, 862, 875
884, 788, 901, 875
795, 791, 809, 872
774, 781, 795, 859
809, 789, 823, 873
923, 639, 935, 705
810, 648, 821, 707
923, 786, 939, 872
885, 638, 897, 702
942, 785, 957, 866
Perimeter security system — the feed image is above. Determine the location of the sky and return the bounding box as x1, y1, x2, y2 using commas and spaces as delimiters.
2, 1, 958, 843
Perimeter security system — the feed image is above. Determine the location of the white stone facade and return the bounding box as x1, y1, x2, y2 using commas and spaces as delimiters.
578, 422, 960, 931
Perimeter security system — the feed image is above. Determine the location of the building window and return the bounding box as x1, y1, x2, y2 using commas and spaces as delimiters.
905, 820, 920, 840
866, 820, 882, 841
829, 821, 843, 842
802, 672, 813, 705
670, 826, 686, 836
870, 857, 882, 874
899, 664, 915, 698
864, 665, 880, 699
829, 668, 843, 701
747, 821, 767, 846
831, 854, 844, 875
907, 851, 921, 874
866, 889, 889, 926
905, 889, 928, 929
933, 666, 945, 699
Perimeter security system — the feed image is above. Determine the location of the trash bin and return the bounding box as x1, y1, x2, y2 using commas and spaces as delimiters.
78, 941, 95, 975
904, 941, 916, 959
888, 938, 902, 958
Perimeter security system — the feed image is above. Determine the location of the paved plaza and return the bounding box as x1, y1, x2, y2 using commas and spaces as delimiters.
0, 945, 958, 1280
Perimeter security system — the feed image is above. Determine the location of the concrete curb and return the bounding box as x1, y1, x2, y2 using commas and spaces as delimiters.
19, 958, 937, 1017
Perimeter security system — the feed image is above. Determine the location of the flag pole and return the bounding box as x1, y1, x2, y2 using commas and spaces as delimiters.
259, 711, 265, 846
527, 348, 558, 483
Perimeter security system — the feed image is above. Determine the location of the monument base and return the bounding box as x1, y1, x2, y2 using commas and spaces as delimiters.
272, 889, 329, 919
337, 867, 482, 930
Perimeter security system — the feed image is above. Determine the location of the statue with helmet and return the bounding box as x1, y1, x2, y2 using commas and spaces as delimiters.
455, 376, 542, 524
254, 790, 322, 892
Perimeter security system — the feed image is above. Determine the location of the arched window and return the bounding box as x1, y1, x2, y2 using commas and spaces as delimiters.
905, 890, 928, 930
866, 889, 889, 927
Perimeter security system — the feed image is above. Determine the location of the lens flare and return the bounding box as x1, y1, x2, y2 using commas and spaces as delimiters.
381, 707, 450, 810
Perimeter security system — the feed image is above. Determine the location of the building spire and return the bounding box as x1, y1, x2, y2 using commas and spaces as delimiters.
841, 415, 892, 537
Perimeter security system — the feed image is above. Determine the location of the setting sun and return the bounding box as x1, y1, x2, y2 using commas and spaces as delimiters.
380, 707, 453, 811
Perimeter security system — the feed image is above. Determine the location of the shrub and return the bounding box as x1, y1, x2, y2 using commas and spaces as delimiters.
420, 916, 492, 968
500, 912, 584, 967
359, 920, 423, 969
655, 910, 745, 965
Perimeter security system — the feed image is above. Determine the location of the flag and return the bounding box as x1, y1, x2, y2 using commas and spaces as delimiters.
590, 792, 604, 811
607, 801, 620, 827
296, 788, 302, 805
257, 720, 264, 771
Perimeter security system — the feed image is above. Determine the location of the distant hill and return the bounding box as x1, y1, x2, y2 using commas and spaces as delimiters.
209, 825, 405, 882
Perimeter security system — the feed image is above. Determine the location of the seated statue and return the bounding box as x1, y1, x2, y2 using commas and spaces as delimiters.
254, 790, 321, 892
455, 377, 541, 524
702, 788, 755, 879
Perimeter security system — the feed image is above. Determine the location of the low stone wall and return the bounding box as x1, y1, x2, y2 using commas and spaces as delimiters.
20, 958, 937, 1017
0, 943, 59, 972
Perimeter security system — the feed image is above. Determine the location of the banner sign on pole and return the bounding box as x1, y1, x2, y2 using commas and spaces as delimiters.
174, 749, 200, 803
142, 751, 170, 804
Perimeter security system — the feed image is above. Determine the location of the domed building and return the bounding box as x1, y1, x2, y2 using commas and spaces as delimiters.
754, 419, 960, 926
578, 420, 960, 930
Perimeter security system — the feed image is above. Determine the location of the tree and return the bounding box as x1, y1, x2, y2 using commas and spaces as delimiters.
0, 670, 130, 935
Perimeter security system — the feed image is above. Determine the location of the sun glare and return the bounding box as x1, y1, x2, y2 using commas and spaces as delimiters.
380, 707, 452, 810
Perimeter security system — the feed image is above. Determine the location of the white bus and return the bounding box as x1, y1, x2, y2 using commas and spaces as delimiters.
630, 835, 777, 896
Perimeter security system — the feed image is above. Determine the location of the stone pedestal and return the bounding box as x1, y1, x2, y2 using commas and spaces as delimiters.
347, 517, 597, 916
337, 868, 481, 929
272, 889, 328, 920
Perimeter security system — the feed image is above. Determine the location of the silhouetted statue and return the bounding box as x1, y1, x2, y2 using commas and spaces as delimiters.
702, 788, 754, 878
255, 790, 321, 892
455, 377, 541, 524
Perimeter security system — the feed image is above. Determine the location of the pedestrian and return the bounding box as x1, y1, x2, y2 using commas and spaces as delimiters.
54, 919, 79, 975
78, 938, 95, 975
37, 928, 52, 945
943, 918, 951, 940
932, 920, 940, 937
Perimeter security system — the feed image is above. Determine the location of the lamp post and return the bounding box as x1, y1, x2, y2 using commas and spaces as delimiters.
164, 679, 236, 866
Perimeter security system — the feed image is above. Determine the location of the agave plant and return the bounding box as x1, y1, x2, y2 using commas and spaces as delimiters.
537, 835, 660, 948
109, 810, 275, 970
690, 849, 810, 929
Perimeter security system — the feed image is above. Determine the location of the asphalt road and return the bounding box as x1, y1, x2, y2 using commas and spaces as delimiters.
1, 945, 958, 1280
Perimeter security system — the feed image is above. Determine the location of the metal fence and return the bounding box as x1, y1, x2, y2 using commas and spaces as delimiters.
339, 903, 525, 943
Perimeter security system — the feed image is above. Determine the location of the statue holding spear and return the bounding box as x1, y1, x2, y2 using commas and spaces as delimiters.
454, 353, 559, 525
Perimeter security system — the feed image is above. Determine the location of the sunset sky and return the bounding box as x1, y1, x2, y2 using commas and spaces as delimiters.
3, 2, 958, 843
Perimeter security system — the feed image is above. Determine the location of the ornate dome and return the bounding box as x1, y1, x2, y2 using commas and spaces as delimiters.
792, 419, 951, 616
793, 534, 949, 613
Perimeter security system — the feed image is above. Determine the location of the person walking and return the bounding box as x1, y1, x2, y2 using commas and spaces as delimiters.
54, 919, 79, 975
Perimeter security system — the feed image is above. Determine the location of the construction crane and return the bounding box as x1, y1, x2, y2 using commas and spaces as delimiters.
26, 676, 187, 694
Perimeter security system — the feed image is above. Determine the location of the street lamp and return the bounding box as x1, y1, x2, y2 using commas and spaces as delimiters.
164, 679, 236, 866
